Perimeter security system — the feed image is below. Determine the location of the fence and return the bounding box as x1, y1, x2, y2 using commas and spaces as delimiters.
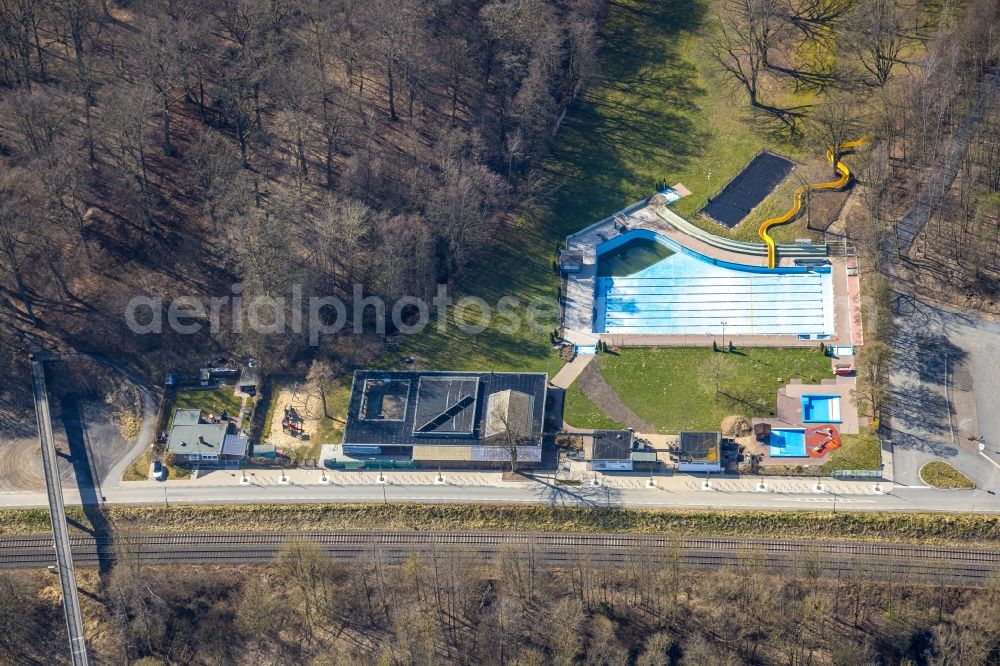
324, 459, 422, 471
830, 469, 883, 479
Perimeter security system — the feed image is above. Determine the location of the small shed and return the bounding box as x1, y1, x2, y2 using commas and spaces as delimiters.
252, 443, 277, 459
238, 364, 260, 395
753, 423, 772, 442
560, 251, 584, 274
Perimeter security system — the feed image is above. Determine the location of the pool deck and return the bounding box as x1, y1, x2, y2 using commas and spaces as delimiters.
563, 200, 857, 348
753, 376, 862, 435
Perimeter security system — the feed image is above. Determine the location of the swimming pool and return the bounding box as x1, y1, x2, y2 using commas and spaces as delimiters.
594, 230, 835, 337
768, 428, 807, 457
597, 236, 674, 277
801, 394, 842, 423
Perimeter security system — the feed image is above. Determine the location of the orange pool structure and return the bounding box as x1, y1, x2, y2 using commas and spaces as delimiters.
758, 136, 870, 269
804, 425, 842, 458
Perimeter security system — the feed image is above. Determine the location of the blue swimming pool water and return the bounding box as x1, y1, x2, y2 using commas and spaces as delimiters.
801, 394, 842, 423
769, 429, 807, 457
594, 229, 835, 337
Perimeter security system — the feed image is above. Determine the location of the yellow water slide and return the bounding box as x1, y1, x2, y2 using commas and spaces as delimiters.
758, 136, 869, 269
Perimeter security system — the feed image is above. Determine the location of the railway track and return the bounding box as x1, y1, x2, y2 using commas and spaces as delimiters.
3, 531, 999, 583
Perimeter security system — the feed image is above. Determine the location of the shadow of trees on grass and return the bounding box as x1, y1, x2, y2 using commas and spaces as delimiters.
543, 0, 710, 232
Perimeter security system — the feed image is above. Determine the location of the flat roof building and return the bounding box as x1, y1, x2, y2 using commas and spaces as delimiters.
343, 371, 548, 467
167, 409, 229, 464
677, 431, 722, 473
590, 430, 634, 471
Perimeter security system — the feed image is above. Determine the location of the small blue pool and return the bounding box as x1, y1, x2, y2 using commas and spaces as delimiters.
769, 428, 807, 457
801, 394, 842, 423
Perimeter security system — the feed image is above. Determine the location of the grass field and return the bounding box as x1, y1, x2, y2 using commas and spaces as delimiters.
397, 0, 814, 377
2, 503, 998, 546
168, 388, 247, 428
121, 450, 192, 481
819, 434, 882, 475
565, 347, 832, 432
920, 461, 976, 489
563, 383, 627, 430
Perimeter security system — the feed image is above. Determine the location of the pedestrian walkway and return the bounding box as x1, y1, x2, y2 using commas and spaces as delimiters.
123, 467, 892, 494
589, 473, 890, 494
125, 468, 507, 488
550, 353, 595, 389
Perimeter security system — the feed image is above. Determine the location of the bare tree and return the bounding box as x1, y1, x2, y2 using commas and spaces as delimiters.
852, 340, 892, 417
58, 0, 99, 163
810, 95, 861, 176
0, 171, 40, 326
132, 9, 195, 156
306, 359, 336, 418
707, 0, 784, 107
853, 0, 911, 86
98, 83, 157, 224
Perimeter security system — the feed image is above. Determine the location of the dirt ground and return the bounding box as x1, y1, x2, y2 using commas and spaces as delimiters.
266, 385, 325, 451
0, 400, 136, 492
0, 433, 49, 491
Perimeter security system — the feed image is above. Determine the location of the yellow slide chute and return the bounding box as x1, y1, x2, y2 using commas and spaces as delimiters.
758, 136, 869, 269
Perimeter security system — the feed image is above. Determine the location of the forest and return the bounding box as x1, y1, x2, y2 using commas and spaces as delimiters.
0, 0, 997, 414
3, 541, 1000, 665
0, 0, 604, 423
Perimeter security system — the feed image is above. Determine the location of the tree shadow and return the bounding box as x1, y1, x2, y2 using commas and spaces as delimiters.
891, 329, 969, 386
886, 380, 951, 437
542, 0, 711, 235
883, 426, 958, 459
530, 474, 625, 508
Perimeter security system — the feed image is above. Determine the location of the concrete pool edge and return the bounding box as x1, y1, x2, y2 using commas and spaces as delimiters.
560, 197, 853, 348
594, 229, 835, 337
595, 228, 818, 275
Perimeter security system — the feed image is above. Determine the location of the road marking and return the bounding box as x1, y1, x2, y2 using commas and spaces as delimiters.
980, 452, 1000, 471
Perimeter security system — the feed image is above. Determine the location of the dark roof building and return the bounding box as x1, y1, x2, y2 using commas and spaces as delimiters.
677, 431, 722, 472
589, 429, 634, 471
592, 430, 633, 461
343, 371, 548, 466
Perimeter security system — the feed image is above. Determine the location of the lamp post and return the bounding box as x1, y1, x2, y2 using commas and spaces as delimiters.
721, 321, 728, 349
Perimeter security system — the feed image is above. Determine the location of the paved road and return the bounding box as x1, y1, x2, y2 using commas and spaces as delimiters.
1, 478, 997, 513
886, 294, 1000, 490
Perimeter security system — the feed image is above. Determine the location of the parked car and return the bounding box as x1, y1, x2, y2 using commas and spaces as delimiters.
152, 460, 167, 481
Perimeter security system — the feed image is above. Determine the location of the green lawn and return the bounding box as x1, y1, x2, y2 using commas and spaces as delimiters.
920, 461, 976, 489
563, 383, 626, 430
566, 347, 832, 432
819, 434, 882, 474
168, 387, 246, 427
397, 0, 813, 377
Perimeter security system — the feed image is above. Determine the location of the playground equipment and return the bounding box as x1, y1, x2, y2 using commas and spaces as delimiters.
758, 137, 870, 269
804, 425, 842, 458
